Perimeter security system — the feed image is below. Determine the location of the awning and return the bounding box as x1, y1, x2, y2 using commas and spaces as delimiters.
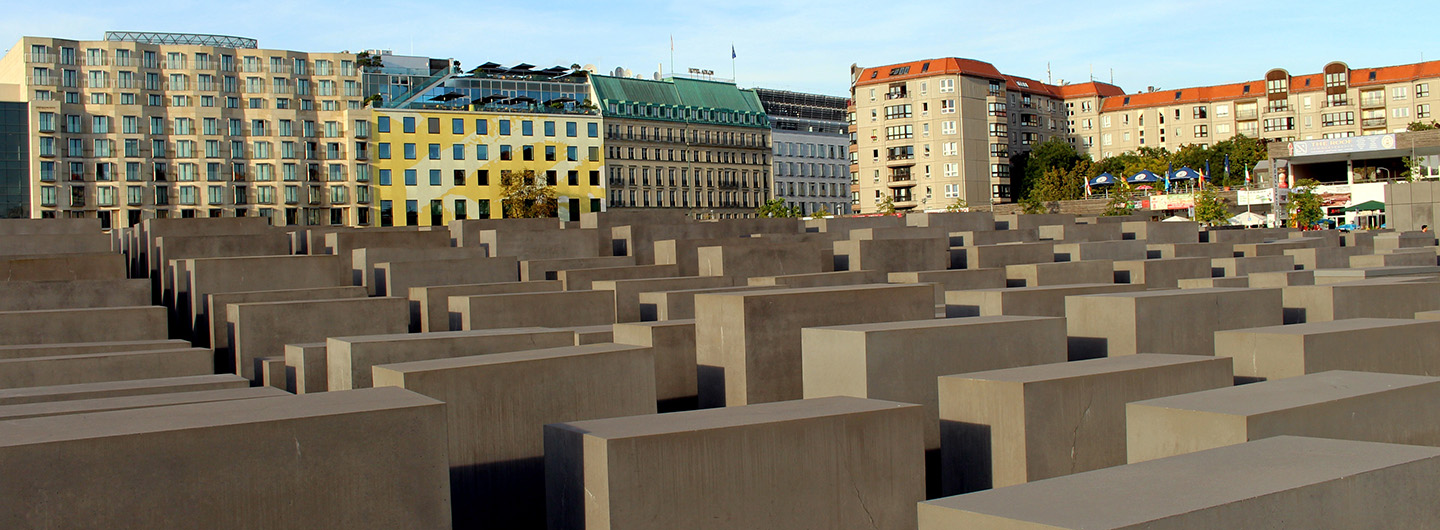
1170, 167, 1200, 180
1127, 170, 1161, 184
1089, 173, 1119, 186
1343, 200, 1385, 212
1228, 211, 1266, 226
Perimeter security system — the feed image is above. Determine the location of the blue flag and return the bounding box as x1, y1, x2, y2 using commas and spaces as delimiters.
731, 45, 736, 59
1224, 154, 1231, 179
1165, 162, 1172, 192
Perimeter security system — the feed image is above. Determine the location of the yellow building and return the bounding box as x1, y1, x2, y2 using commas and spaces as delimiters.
368, 60, 605, 226
372, 109, 603, 225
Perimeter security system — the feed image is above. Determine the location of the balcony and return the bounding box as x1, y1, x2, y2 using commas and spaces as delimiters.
1236, 110, 1258, 120
1362, 117, 1387, 128
885, 91, 908, 100
887, 177, 916, 189
1360, 99, 1386, 110
893, 199, 918, 210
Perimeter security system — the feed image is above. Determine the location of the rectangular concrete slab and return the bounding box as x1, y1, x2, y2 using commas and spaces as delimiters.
1215, 318, 1440, 381
946, 283, 1146, 318
0, 374, 250, 407
0, 339, 191, 361
0, 279, 149, 311
1127, 370, 1440, 463
409, 280, 562, 332
1005, 260, 1113, 287
1066, 288, 1283, 358
375, 256, 519, 297
0, 386, 451, 529
695, 283, 934, 407
0, 386, 289, 421
0, 306, 167, 346
372, 343, 656, 529
327, 327, 575, 390
228, 297, 409, 380
593, 275, 734, 323
1112, 257, 1212, 288
0, 348, 213, 389
449, 290, 615, 330
938, 354, 1233, 494
636, 285, 781, 321
918, 436, 1440, 529
545, 396, 925, 530
1283, 279, 1440, 322
612, 319, 698, 410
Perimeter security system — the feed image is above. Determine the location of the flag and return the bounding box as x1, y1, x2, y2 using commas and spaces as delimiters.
731, 45, 736, 59
1245, 166, 1251, 185
670, 35, 674, 51
1203, 159, 1211, 190
1084, 176, 1092, 197
1224, 154, 1231, 181
1165, 162, 1172, 193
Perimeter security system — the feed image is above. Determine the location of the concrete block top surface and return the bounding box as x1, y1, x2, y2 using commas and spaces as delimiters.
942, 353, 1230, 384
920, 436, 1440, 528
1130, 370, 1440, 417
1217, 317, 1436, 336
810, 315, 1061, 334
1080, 286, 1269, 300
552, 396, 919, 438
0, 374, 247, 400
0, 387, 291, 421
371, 342, 644, 374
330, 327, 560, 344
0, 386, 437, 446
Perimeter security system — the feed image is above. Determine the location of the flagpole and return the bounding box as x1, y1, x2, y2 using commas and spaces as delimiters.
731, 43, 736, 82
670, 35, 675, 77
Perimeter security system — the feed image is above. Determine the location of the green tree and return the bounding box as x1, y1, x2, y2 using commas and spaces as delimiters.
876, 196, 897, 214
500, 170, 558, 218
1018, 194, 1046, 214
756, 198, 797, 218
1029, 160, 1091, 202
810, 205, 831, 218
1013, 138, 1084, 200
1192, 187, 1229, 227
1102, 182, 1136, 216
1408, 121, 1439, 131
1288, 178, 1324, 229
944, 197, 969, 212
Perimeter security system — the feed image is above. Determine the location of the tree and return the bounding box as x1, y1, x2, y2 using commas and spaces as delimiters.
1018, 194, 1046, 214
1288, 178, 1324, 229
810, 205, 831, 218
876, 196, 897, 214
1029, 160, 1091, 202
1013, 138, 1084, 200
500, 170, 558, 218
1102, 182, 1136, 216
1192, 187, 1229, 227
1407, 121, 1439, 131
944, 197, 969, 212
755, 198, 799, 218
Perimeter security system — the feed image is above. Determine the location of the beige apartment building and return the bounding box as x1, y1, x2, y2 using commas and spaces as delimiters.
0, 32, 373, 228
1091, 61, 1440, 159
849, 58, 1122, 212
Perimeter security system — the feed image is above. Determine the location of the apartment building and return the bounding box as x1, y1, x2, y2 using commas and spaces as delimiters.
755, 88, 850, 215
0, 32, 376, 228
591, 74, 771, 219
850, 58, 1122, 213
1093, 60, 1440, 158
369, 59, 604, 226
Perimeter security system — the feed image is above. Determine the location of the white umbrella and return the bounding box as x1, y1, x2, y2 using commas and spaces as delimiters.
1162, 215, 1191, 222
1228, 211, 1265, 226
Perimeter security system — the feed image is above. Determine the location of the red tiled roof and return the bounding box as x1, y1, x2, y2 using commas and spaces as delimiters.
1101, 60, 1440, 111
854, 58, 1005, 87
1055, 81, 1126, 99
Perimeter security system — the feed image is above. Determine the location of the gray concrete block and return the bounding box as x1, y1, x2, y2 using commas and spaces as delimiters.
375, 256, 519, 296
1210, 255, 1296, 277
352, 246, 490, 295
205, 286, 367, 356
957, 242, 1056, 269
0, 253, 126, 281
637, 285, 782, 321
0, 279, 149, 311
373, 343, 655, 529
747, 269, 888, 288
1215, 318, 1440, 382
592, 276, 734, 323
0, 386, 288, 421
694, 283, 933, 407
833, 237, 950, 273
228, 297, 409, 381
284, 342, 327, 394
613, 319, 697, 410
558, 264, 679, 291
945, 283, 1146, 318
1053, 240, 1147, 262
1066, 288, 1283, 358
0, 306, 166, 346
919, 436, 1440, 529
449, 290, 615, 330
1127, 370, 1440, 463
545, 396, 924, 530
0, 374, 250, 407
1283, 279, 1440, 322
1005, 260, 1113, 287
328, 327, 575, 391
0, 387, 452, 529
409, 280, 563, 332
698, 243, 832, 278
1121, 221, 1199, 244
0, 347, 212, 389
0, 339, 190, 361
938, 354, 1232, 493
520, 256, 635, 282
889, 268, 1007, 305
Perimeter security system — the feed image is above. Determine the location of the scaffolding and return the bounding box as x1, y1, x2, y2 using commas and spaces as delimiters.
103, 31, 258, 49
754, 88, 847, 123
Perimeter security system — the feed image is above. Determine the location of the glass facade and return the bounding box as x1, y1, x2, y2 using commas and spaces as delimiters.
0, 101, 30, 218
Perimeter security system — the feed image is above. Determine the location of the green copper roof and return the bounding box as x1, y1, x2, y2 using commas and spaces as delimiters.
591, 75, 766, 115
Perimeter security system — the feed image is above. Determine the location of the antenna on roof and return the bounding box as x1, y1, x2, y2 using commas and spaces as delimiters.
1089, 64, 1094, 82
1110, 68, 1114, 84
1047, 62, 1051, 85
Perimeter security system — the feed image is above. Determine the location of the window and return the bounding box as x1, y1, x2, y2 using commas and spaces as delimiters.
1193, 106, 1208, 119
1393, 107, 1411, 119
378, 116, 390, 133
498, 120, 510, 135
989, 123, 1007, 137
404, 169, 417, 186
885, 125, 913, 140
429, 169, 441, 186
942, 142, 957, 156
500, 145, 512, 160
943, 163, 958, 178
1418, 84, 1430, 98
941, 99, 955, 114
884, 104, 912, 119
1420, 104, 1431, 119
404, 143, 416, 160
544, 121, 556, 137
521, 120, 533, 136
1394, 86, 1409, 101
941, 121, 956, 135
378, 169, 391, 186
1319, 112, 1354, 127
402, 116, 415, 133
940, 79, 955, 93
428, 143, 440, 160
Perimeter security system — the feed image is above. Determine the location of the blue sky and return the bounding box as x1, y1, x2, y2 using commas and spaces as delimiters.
2, 0, 1436, 97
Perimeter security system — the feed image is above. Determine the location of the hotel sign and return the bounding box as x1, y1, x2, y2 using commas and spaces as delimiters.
687, 68, 715, 75
1288, 134, 1397, 157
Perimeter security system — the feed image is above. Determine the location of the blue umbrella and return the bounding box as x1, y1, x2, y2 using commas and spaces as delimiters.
1170, 167, 1200, 180
1127, 170, 1161, 184
1089, 173, 1119, 187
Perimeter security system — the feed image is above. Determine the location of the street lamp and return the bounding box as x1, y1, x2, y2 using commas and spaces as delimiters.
1376, 167, 1391, 181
